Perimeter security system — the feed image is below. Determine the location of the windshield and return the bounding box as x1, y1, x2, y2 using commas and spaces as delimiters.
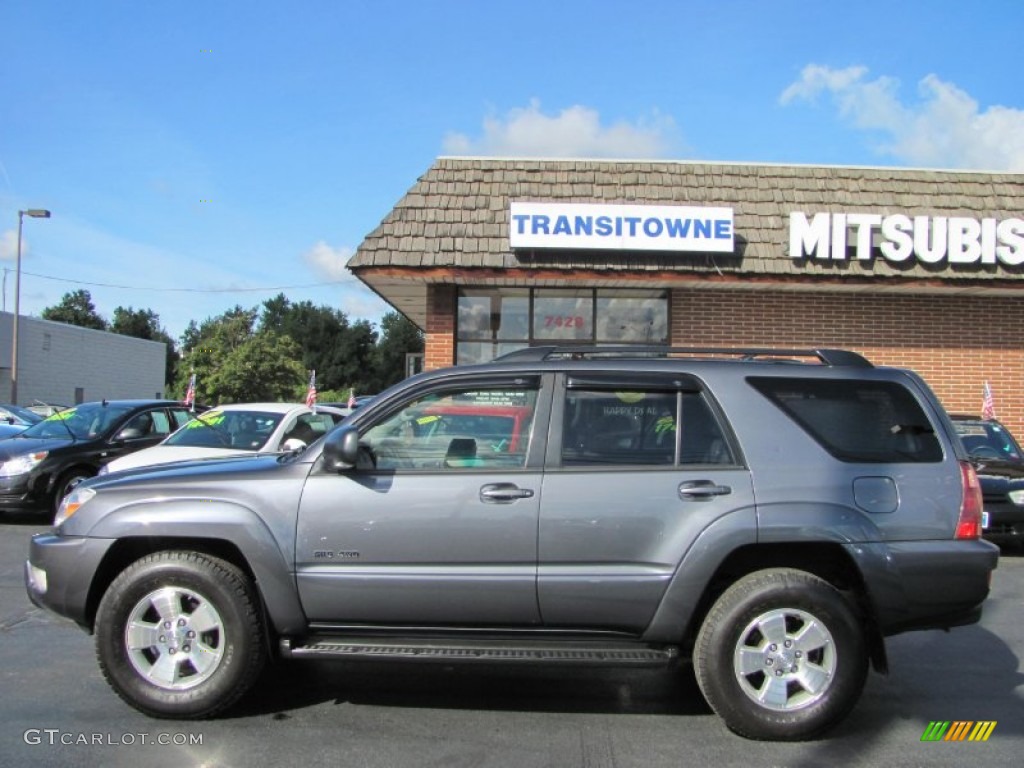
0, 405, 42, 425
19, 403, 134, 440
953, 420, 1024, 463
165, 409, 283, 450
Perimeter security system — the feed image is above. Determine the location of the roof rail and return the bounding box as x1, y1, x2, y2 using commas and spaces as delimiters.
493, 346, 873, 367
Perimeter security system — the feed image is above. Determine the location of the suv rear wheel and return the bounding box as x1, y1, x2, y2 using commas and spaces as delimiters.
693, 568, 868, 741
95, 551, 266, 718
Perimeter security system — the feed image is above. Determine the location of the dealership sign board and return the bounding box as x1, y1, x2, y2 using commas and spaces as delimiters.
510, 202, 734, 253
790, 212, 1024, 267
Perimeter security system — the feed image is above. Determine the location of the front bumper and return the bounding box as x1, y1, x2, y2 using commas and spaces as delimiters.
982, 499, 1024, 543
24, 533, 116, 631
0, 473, 48, 511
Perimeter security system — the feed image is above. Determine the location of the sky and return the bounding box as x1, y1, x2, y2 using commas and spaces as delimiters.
2, 0, 1023, 343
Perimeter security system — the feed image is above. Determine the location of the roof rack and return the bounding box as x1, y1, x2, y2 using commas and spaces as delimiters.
494, 345, 873, 368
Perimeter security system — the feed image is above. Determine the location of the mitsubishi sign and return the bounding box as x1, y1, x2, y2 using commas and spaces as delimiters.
790, 212, 1024, 267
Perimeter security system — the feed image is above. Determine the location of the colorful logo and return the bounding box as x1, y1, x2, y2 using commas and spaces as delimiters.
921, 721, 996, 742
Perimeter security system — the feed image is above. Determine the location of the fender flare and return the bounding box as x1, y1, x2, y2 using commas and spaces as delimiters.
88, 498, 307, 634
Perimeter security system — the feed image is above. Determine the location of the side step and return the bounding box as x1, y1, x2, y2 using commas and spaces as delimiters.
280, 636, 678, 666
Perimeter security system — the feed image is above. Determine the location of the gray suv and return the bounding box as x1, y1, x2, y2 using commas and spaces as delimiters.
25, 347, 999, 740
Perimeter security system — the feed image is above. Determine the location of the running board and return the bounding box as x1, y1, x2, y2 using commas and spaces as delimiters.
280, 636, 678, 666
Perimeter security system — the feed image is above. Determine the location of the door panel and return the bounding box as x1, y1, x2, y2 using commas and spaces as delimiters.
295, 379, 547, 626
296, 470, 541, 624
538, 468, 754, 632
538, 379, 754, 633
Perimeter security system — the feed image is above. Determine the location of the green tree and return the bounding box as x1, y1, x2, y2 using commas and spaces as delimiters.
206, 331, 306, 402
41, 289, 107, 330
110, 306, 179, 388
373, 311, 424, 390
259, 294, 378, 394
176, 306, 262, 405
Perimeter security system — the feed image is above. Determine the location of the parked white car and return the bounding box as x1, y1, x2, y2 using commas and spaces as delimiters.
99, 402, 349, 474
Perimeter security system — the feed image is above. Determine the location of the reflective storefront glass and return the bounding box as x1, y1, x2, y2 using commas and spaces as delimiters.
456, 288, 668, 364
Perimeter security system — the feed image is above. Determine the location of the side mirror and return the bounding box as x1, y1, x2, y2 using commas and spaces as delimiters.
281, 438, 307, 452
322, 426, 360, 471
116, 427, 146, 441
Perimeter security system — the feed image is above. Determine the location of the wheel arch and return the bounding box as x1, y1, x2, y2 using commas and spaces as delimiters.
645, 529, 887, 674
84, 533, 305, 649
688, 543, 887, 674
47, 462, 98, 497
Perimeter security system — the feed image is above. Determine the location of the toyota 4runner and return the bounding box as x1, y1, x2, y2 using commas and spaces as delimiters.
25, 346, 999, 740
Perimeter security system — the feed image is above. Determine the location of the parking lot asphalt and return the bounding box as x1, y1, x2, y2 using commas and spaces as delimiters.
1, 513, 1021, 768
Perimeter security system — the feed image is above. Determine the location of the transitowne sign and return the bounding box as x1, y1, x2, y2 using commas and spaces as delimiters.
509, 202, 735, 252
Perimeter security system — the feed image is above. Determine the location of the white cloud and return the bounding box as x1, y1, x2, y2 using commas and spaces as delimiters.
0, 229, 20, 261
443, 100, 681, 158
780, 65, 1024, 171
336, 285, 391, 323
302, 240, 355, 281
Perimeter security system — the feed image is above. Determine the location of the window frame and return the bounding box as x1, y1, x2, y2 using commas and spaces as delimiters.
547, 372, 739, 470
356, 375, 552, 473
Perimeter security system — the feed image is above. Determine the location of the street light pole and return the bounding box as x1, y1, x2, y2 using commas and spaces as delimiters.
11, 209, 51, 404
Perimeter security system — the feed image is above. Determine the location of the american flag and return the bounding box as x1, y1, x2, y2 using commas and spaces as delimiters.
305, 370, 317, 408
184, 372, 197, 411
982, 381, 996, 420
347, 388, 356, 409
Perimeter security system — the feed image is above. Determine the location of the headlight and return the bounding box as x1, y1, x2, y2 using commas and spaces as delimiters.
0, 450, 49, 477
53, 486, 96, 528
1009, 489, 1024, 506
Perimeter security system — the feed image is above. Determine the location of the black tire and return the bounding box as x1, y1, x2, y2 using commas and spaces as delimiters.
693, 568, 868, 741
95, 551, 266, 718
52, 469, 93, 515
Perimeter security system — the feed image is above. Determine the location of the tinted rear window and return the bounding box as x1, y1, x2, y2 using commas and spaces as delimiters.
749, 377, 942, 463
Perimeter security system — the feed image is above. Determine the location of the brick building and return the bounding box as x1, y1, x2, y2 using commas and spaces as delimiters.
348, 157, 1024, 435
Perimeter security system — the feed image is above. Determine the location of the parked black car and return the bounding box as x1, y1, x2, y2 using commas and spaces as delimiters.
952, 415, 1024, 547
0, 400, 195, 515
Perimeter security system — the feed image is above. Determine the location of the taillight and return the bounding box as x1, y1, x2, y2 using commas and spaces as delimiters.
955, 460, 983, 539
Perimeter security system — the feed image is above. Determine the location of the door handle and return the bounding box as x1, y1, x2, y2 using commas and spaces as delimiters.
678, 480, 732, 500
480, 483, 535, 503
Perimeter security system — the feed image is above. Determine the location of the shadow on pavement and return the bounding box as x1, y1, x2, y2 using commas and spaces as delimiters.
231, 659, 712, 719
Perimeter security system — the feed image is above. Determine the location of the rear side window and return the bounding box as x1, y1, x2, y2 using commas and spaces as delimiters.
561, 389, 734, 467
749, 377, 942, 463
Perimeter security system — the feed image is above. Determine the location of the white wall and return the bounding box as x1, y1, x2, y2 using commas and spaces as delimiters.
0, 312, 166, 406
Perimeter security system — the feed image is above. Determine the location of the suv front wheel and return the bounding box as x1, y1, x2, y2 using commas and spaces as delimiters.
95, 551, 266, 718
693, 568, 868, 741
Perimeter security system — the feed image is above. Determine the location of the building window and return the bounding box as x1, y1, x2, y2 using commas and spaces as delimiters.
533, 289, 594, 341
596, 289, 669, 343
456, 288, 668, 364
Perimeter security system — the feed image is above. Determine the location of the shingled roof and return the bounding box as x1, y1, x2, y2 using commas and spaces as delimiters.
349, 157, 1024, 326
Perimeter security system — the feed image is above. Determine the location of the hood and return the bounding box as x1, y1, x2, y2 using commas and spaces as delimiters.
971, 457, 1024, 481
89, 452, 292, 491
0, 434, 73, 459
105, 445, 261, 474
